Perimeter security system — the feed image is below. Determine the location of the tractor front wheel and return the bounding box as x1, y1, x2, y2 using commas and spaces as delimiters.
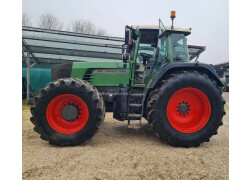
147, 71, 225, 147
30, 78, 105, 146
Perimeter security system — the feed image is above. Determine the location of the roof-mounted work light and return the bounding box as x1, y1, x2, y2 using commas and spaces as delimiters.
170, 11, 176, 29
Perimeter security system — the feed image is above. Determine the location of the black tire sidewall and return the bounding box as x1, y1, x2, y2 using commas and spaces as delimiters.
151, 73, 223, 145
36, 81, 100, 144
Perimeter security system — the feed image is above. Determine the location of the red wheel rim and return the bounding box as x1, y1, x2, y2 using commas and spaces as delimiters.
46, 94, 89, 134
166, 88, 211, 133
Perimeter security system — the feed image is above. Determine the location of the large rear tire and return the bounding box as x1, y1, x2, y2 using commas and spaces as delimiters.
147, 71, 225, 147
30, 78, 105, 146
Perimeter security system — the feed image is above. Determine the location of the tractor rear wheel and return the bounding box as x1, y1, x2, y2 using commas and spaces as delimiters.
30, 78, 105, 146
147, 71, 225, 147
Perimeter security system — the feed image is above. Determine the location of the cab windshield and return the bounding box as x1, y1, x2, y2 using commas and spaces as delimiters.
172, 33, 189, 62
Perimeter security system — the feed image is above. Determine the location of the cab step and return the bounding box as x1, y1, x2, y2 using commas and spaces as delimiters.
130, 93, 143, 97
129, 103, 142, 108
127, 113, 142, 126
127, 113, 141, 119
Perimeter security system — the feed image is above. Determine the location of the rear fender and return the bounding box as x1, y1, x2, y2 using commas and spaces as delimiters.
149, 62, 224, 89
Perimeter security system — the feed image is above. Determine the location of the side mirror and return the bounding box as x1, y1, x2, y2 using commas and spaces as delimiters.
122, 53, 130, 63
122, 44, 127, 54
125, 30, 129, 45
125, 26, 137, 45
122, 43, 133, 54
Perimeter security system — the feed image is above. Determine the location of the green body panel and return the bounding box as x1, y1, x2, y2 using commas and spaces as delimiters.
168, 34, 174, 62
71, 61, 130, 87
90, 69, 130, 86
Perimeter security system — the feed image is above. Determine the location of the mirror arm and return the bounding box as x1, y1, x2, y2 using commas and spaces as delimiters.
125, 25, 135, 32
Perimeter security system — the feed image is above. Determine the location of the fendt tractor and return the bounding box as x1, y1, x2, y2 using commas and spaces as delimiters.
30, 12, 225, 147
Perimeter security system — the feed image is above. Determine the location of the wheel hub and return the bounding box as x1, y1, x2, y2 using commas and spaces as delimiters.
61, 104, 79, 121
46, 94, 89, 134
177, 102, 190, 115
166, 88, 211, 133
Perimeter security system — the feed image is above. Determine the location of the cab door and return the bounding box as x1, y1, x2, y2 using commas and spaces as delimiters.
144, 19, 168, 85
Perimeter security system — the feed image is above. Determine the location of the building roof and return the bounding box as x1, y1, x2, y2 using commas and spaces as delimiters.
213, 61, 229, 67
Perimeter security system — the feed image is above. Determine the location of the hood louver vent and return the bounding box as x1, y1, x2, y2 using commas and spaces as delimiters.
83, 70, 94, 83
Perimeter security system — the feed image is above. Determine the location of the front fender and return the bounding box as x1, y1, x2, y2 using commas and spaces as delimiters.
51, 63, 73, 81
149, 62, 224, 88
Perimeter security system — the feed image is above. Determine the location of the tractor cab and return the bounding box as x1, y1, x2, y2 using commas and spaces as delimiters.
122, 16, 192, 86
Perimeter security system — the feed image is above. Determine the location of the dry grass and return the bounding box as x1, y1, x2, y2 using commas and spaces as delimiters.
22, 93, 229, 180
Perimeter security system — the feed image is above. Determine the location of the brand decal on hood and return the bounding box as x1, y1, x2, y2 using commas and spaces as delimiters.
93, 69, 129, 74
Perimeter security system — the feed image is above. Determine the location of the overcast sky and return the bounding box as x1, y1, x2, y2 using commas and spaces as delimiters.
23, 0, 228, 64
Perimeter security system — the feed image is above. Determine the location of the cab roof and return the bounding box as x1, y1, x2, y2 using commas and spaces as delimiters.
131, 25, 191, 45
131, 25, 191, 36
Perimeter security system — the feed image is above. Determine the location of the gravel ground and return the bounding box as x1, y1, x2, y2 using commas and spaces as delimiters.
22, 92, 229, 180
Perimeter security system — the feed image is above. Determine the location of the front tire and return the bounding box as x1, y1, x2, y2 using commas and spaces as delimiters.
30, 78, 105, 146
147, 71, 225, 147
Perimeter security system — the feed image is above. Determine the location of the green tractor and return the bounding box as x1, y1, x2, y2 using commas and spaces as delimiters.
30, 12, 225, 147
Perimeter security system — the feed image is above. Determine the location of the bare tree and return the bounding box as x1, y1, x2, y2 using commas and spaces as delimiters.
70, 19, 108, 35
96, 28, 107, 36
38, 12, 63, 30
70, 19, 96, 34
22, 13, 33, 26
